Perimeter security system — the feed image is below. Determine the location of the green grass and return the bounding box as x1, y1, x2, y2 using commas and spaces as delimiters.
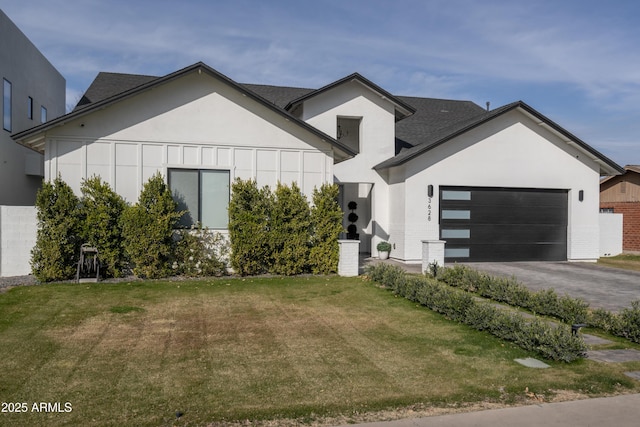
1, 276, 639, 426
598, 254, 640, 271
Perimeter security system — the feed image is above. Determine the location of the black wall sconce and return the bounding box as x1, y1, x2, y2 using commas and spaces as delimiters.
579, 190, 584, 202
428, 185, 434, 198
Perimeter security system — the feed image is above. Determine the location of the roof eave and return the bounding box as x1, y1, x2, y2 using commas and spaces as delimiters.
12, 62, 357, 160
284, 73, 416, 121
517, 103, 625, 176
375, 101, 625, 175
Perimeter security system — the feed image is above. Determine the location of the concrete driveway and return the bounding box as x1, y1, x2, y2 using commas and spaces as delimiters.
463, 262, 640, 312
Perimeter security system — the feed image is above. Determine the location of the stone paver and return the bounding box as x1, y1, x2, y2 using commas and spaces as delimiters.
581, 333, 613, 346
587, 349, 640, 363
514, 357, 550, 368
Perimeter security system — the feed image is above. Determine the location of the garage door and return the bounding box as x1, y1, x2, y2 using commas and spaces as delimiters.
440, 187, 568, 262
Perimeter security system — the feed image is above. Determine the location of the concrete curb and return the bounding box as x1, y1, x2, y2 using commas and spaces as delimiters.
336, 394, 640, 427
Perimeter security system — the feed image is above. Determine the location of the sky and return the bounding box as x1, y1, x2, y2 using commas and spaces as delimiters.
2, 0, 639, 168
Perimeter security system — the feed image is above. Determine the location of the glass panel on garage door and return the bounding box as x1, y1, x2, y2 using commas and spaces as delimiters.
440, 186, 568, 262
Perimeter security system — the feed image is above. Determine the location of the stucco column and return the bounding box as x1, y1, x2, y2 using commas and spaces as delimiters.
422, 240, 445, 274
338, 240, 360, 277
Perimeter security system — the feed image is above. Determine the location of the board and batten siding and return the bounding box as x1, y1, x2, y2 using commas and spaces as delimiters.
41, 71, 336, 203
45, 138, 333, 203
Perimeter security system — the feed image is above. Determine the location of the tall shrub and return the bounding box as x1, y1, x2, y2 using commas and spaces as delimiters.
228, 179, 273, 275
31, 175, 82, 282
309, 183, 343, 274
121, 173, 182, 278
270, 182, 311, 275
79, 176, 127, 278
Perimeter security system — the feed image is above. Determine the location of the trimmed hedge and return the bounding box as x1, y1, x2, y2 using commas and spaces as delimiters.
309, 184, 343, 274
589, 302, 640, 344
270, 182, 311, 275
32, 173, 229, 281
121, 173, 183, 279
31, 175, 83, 282
228, 179, 273, 276
439, 265, 589, 324
228, 179, 343, 276
79, 176, 127, 278
366, 263, 586, 362
438, 265, 640, 345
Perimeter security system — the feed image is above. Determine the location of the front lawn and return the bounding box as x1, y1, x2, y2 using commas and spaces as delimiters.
1, 276, 639, 426
598, 254, 640, 272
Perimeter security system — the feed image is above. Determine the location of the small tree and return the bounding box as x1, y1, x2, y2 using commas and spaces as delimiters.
270, 182, 311, 275
79, 176, 127, 278
228, 179, 273, 275
309, 184, 343, 274
31, 175, 82, 282
121, 173, 182, 278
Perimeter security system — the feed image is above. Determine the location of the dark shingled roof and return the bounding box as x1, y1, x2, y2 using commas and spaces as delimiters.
71, 72, 485, 151
62, 67, 622, 175
241, 84, 314, 109
394, 96, 486, 152
74, 72, 159, 110
72, 72, 482, 147
375, 100, 624, 175
375, 102, 521, 169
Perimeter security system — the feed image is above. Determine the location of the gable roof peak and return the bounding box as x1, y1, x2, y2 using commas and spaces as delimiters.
375, 99, 624, 176
284, 72, 416, 121
13, 61, 357, 159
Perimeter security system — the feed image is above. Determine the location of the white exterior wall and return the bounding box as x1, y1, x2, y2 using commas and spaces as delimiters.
397, 110, 602, 262
43, 73, 334, 203
300, 81, 397, 255
0, 205, 37, 277
599, 213, 623, 257
0, 10, 65, 205
388, 167, 406, 260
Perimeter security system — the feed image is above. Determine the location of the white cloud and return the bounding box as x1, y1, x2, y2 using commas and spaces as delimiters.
4, 0, 639, 166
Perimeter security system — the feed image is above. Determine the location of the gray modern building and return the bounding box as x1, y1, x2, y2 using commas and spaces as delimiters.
1, 9, 65, 205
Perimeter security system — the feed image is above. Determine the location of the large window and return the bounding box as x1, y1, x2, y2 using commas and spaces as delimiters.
168, 169, 230, 229
3, 79, 11, 131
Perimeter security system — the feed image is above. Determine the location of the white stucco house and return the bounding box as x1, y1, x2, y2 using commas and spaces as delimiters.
13, 61, 624, 265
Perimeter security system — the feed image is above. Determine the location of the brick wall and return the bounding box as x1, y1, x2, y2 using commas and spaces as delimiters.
600, 202, 640, 251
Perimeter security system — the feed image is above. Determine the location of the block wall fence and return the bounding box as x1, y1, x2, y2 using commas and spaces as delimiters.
0, 206, 37, 277
600, 202, 640, 251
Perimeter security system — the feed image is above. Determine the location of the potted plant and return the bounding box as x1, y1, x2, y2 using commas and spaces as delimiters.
377, 241, 392, 260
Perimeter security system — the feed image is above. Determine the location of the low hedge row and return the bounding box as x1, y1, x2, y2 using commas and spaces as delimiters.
366, 263, 586, 362
438, 265, 640, 345
438, 265, 589, 324
589, 302, 640, 344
